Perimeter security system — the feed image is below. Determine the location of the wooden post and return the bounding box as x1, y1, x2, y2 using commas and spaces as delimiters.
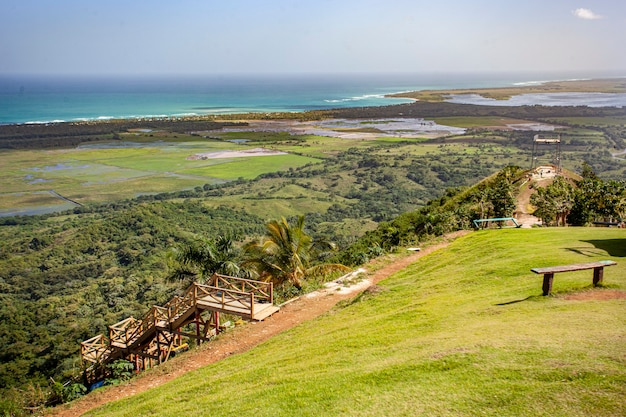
156, 333, 162, 364
195, 310, 201, 345
542, 273, 554, 296
214, 311, 220, 334
593, 267, 604, 286
269, 282, 273, 304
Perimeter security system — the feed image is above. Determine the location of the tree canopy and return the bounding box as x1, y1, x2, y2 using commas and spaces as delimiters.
243, 216, 349, 289
167, 235, 244, 284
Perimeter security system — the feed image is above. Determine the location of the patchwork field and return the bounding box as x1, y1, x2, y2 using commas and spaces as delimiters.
2, 111, 624, 217
0, 122, 468, 216
0, 134, 321, 215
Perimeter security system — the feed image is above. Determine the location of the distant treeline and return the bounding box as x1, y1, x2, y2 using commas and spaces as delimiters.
0, 119, 246, 149
2, 101, 624, 150
326, 101, 626, 120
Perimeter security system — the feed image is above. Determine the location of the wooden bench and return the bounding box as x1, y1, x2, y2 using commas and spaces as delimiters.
531, 260, 617, 295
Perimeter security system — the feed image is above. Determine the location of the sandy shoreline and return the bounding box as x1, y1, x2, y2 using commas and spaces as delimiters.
389, 77, 626, 102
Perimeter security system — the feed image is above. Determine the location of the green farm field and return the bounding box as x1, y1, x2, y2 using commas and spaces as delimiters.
2, 110, 624, 217
431, 116, 539, 128
181, 154, 318, 180
212, 131, 416, 158
0, 135, 322, 214
0, 128, 486, 216
547, 117, 626, 127
198, 180, 353, 220
84, 228, 626, 417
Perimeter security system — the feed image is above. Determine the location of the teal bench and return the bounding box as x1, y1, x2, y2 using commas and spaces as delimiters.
473, 217, 521, 229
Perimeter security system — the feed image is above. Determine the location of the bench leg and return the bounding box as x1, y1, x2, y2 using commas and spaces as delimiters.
593, 267, 604, 286
542, 273, 554, 296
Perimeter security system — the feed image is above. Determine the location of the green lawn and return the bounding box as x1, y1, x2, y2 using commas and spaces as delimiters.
85, 228, 626, 417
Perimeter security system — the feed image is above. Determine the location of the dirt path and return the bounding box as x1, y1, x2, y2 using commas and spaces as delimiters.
47, 231, 468, 417
516, 181, 541, 228
516, 169, 557, 228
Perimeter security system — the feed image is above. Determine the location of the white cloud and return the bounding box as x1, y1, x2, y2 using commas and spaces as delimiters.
572, 8, 603, 20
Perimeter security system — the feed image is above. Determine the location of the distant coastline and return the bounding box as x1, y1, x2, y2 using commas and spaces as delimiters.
2, 73, 625, 126
389, 77, 626, 102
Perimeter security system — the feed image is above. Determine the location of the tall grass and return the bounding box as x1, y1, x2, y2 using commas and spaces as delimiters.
86, 228, 626, 416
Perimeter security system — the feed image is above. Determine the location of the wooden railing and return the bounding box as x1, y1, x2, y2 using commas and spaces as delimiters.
154, 305, 170, 323
80, 334, 112, 364
196, 283, 255, 314
126, 306, 164, 346
165, 285, 197, 326
108, 317, 139, 347
208, 273, 274, 303
82, 275, 277, 368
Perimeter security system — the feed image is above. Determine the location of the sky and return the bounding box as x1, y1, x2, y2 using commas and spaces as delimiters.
1, 0, 624, 76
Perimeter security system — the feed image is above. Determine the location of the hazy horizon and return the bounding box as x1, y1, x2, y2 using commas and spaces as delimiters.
1, 1, 624, 77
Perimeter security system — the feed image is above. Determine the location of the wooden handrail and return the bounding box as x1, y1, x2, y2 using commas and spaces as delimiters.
209, 274, 274, 302
80, 334, 112, 363
81, 275, 278, 367
109, 317, 138, 346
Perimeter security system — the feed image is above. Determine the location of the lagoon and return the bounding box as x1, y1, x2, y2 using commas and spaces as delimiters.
446, 92, 626, 107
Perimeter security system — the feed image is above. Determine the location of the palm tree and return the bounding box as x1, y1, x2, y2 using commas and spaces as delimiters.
167, 235, 242, 284
243, 216, 349, 289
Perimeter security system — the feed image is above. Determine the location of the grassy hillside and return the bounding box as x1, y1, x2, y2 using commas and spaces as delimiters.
86, 228, 625, 417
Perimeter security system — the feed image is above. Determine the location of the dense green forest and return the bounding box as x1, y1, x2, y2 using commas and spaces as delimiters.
0, 119, 244, 149
0, 100, 625, 413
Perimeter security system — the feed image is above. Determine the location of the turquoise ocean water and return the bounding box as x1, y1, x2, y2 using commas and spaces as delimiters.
0, 72, 623, 125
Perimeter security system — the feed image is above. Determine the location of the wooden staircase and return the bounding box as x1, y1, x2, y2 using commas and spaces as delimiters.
81, 274, 279, 379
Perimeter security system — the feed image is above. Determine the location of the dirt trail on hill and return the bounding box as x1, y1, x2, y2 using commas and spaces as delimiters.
47, 231, 468, 417
516, 169, 556, 228
516, 182, 541, 227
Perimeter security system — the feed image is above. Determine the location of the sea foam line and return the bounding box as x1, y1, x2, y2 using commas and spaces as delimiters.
324, 93, 388, 103
25, 119, 66, 124
513, 77, 592, 86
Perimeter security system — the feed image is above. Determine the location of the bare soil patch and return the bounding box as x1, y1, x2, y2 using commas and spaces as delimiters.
563, 289, 626, 301
187, 147, 286, 160
47, 232, 468, 417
